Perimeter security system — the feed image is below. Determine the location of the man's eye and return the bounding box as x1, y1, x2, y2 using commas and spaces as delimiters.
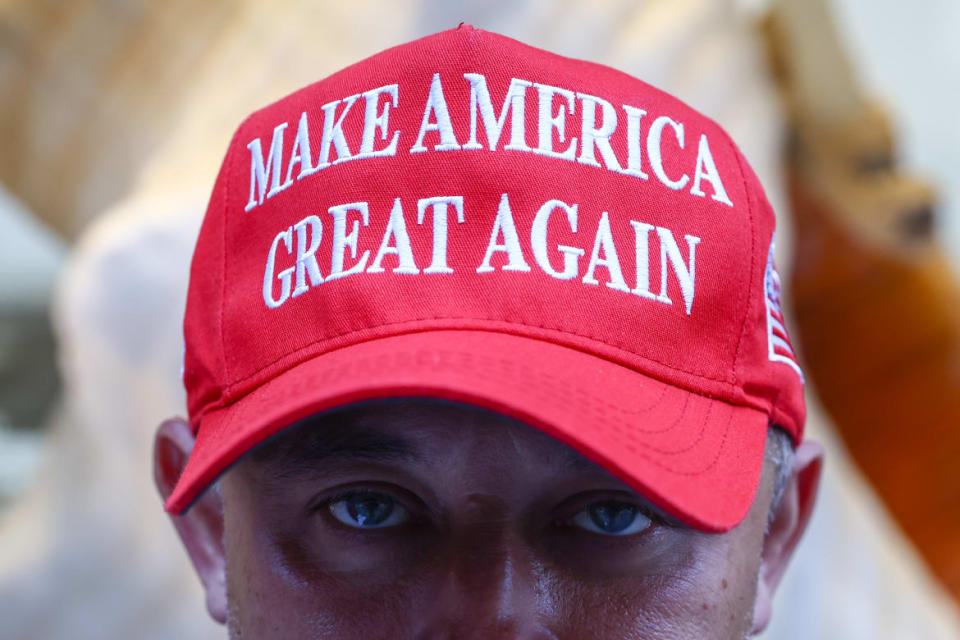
571, 501, 652, 536
327, 490, 410, 529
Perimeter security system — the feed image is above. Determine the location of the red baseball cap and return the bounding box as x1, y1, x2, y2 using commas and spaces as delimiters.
167, 25, 805, 532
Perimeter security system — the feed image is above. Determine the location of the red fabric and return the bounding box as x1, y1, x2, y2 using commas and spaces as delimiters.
168, 25, 805, 531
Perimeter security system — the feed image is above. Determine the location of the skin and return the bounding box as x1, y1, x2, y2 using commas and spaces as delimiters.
155, 398, 822, 640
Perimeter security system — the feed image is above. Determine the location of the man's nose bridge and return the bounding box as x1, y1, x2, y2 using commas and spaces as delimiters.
436, 494, 554, 638
451, 494, 515, 594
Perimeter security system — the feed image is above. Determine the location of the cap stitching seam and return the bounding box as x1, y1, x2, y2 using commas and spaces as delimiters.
633, 394, 710, 455
217, 316, 739, 400
219, 129, 239, 385
442, 347, 727, 467
597, 401, 733, 477
570, 378, 671, 423
224, 317, 733, 389
726, 134, 756, 387
606, 393, 711, 457
532, 366, 672, 419
618, 400, 730, 473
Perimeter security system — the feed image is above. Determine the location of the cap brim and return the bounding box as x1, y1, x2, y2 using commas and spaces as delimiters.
165, 330, 768, 532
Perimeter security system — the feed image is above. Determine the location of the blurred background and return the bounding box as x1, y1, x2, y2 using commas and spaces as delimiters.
0, 0, 957, 638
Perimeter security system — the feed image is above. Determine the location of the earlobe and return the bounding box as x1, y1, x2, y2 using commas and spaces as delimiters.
750, 440, 824, 635
153, 418, 229, 625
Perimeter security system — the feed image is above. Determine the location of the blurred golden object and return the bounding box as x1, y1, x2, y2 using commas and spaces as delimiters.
765, 0, 960, 598
0, 0, 236, 238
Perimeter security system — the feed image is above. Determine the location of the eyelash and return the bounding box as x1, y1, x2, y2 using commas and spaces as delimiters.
314, 485, 424, 531
557, 496, 663, 535
315, 486, 665, 536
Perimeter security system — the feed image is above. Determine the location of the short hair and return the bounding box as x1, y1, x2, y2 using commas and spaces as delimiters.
767, 424, 795, 525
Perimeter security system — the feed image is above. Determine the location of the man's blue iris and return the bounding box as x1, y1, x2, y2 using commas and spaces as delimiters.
588, 502, 638, 533
346, 494, 394, 526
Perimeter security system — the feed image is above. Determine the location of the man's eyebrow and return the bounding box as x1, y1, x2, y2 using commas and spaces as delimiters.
248, 420, 421, 480
559, 447, 608, 474
551, 444, 688, 525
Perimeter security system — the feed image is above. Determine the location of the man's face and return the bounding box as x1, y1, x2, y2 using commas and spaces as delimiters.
216, 399, 779, 639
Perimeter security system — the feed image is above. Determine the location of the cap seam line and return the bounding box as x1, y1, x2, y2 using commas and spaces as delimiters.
209, 319, 744, 411
432, 350, 730, 465
225, 319, 734, 389
219, 118, 252, 385
615, 392, 713, 457
726, 134, 756, 387
218, 129, 234, 385
221, 310, 725, 388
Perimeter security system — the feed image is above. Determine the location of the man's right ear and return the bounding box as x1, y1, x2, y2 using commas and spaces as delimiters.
153, 418, 228, 625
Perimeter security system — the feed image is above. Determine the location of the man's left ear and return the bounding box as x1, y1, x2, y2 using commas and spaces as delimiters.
751, 440, 824, 635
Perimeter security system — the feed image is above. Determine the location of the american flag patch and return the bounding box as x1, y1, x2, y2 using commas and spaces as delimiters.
765, 236, 804, 381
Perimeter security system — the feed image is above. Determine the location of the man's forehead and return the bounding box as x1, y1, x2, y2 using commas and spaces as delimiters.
246, 398, 606, 477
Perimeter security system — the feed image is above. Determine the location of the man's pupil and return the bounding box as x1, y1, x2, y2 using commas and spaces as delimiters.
589, 502, 636, 532
346, 494, 393, 526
